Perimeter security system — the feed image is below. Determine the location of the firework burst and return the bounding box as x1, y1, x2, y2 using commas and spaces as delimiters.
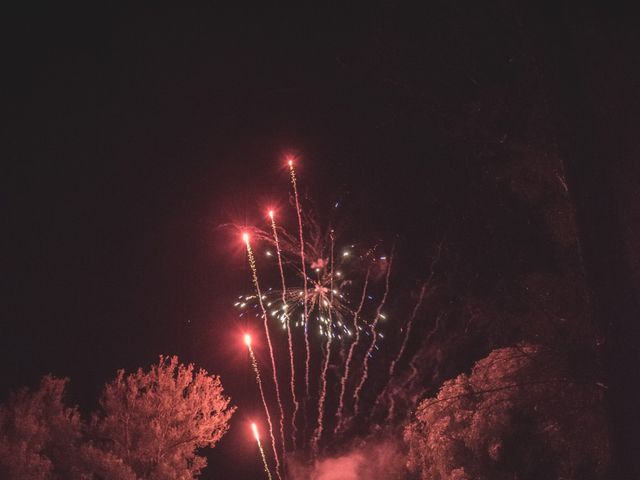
233, 157, 436, 473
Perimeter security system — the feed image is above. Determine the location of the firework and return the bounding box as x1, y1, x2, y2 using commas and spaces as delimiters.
252, 422, 273, 480
369, 282, 427, 421
269, 210, 299, 449
310, 232, 335, 455
375, 243, 442, 418
236, 229, 357, 343
233, 158, 431, 461
388, 242, 441, 380
245, 334, 282, 479
244, 236, 286, 471
334, 268, 370, 435
385, 311, 445, 423
388, 282, 427, 379
352, 246, 394, 419
288, 158, 311, 404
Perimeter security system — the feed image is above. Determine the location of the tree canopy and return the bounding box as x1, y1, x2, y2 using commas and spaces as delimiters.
404, 344, 609, 480
0, 356, 235, 480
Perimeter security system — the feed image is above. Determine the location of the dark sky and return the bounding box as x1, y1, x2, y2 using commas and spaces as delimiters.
2, 4, 639, 478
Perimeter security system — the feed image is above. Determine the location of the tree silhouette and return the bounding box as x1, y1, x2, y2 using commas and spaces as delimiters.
0, 356, 235, 480
92, 356, 235, 479
404, 344, 609, 480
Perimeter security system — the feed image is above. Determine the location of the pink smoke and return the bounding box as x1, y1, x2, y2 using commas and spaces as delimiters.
288, 439, 406, 479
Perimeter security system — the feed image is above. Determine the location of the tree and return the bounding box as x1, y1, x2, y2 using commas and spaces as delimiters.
0, 375, 78, 480
0, 375, 135, 480
0, 356, 235, 480
92, 355, 235, 480
404, 344, 610, 480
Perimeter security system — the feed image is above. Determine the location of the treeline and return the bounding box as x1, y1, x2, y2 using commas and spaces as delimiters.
0, 356, 235, 480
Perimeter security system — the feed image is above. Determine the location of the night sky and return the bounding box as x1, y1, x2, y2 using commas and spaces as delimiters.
3, 4, 640, 478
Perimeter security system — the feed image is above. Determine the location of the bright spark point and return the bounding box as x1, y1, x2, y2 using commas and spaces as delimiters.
268, 210, 274, 219
251, 422, 259, 440
244, 334, 252, 346
342, 251, 350, 257
242, 232, 250, 243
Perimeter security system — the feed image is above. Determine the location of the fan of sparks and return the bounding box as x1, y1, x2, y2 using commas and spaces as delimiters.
236, 242, 371, 341
234, 157, 423, 480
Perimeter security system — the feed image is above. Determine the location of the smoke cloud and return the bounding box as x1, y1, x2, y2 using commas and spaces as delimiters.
288, 438, 407, 480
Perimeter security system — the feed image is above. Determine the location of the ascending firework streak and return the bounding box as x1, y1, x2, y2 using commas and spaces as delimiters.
388, 282, 428, 379
386, 312, 444, 423
373, 241, 442, 416
252, 422, 273, 480
310, 231, 335, 454
243, 234, 285, 477
288, 158, 311, 399
334, 268, 370, 435
269, 210, 299, 448
351, 246, 395, 419
369, 281, 428, 420
392, 242, 441, 378
245, 335, 281, 480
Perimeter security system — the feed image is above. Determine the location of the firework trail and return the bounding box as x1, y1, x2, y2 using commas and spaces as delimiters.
251, 422, 273, 480
368, 281, 427, 419
244, 235, 286, 474
269, 210, 299, 449
352, 246, 395, 419
333, 268, 371, 436
385, 311, 444, 423
371, 243, 442, 417
288, 159, 311, 400
385, 347, 419, 424
245, 335, 281, 480
373, 242, 442, 417
310, 232, 335, 454
388, 283, 427, 379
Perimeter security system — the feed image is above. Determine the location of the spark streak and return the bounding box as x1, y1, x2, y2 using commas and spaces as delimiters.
374, 241, 442, 417
352, 247, 395, 419
269, 210, 299, 449
245, 335, 281, 480
244, 235, 286, 477
251, 422, 273, 480
388, 282, 428, 379
386, 312, 444, 423
288, 158, 311, 400
311, 232, 335, 454
370, 281, 427, 420
334, 268, 370, 435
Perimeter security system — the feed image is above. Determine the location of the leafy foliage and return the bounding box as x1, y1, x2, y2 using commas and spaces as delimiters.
0, 357, 234, 480
93, 355, 235, 479
404, 344, 609, 480
0, 376, 80, 479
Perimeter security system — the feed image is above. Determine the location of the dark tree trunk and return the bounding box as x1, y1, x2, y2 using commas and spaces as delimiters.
532, 3, 640, 478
